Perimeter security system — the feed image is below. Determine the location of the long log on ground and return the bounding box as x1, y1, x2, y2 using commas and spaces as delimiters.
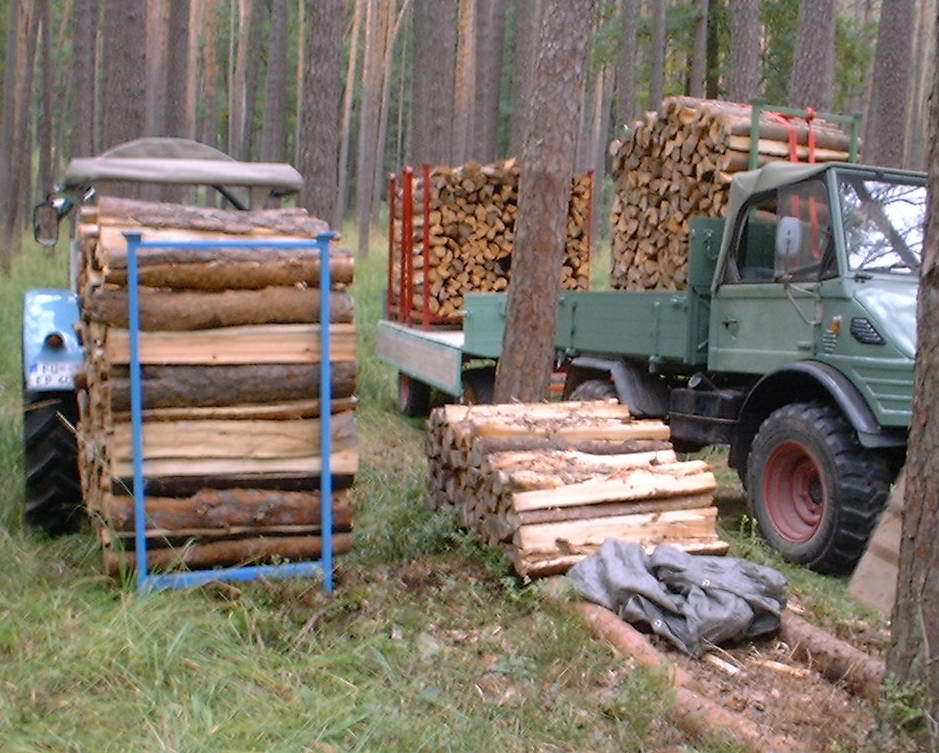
109, 412, 358, 461
102, 533, 352, 574
94, 196, 330, 236
469, 437, 672, 462
87, 287, 354, 330
778, 612, 885, 701
470, 418, 670, 443
111, 449, 359, 480
114, 472, 356, 496
486, 449, 678, 474
100, 488, 355, 532
113, 397, 357, 422
104, 257, 356, 289
108, 362, 357, 411
576, 602, 809, 753
512, 540, 731, 577
515, 492, 714, 525
103, 323, 357, 365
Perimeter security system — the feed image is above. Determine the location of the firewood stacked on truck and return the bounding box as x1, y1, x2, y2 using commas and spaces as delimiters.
73, 196, 357, 574
425, 402, 727, 577
609, 96, 855, 291
391, 158, 592, 320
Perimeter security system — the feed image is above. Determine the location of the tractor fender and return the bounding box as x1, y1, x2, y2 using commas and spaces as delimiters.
22, 289, 83, 395
729, 360, 906, 469
565, 356, 669, 417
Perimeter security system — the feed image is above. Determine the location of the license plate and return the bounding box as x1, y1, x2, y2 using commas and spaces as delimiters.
27, 361, 79, 390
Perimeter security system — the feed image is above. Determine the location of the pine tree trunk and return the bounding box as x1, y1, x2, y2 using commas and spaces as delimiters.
240, 0, 267, 160
10, 0, 40, 252
494, 0, 596, 402
261, 0, 288, 162
71, 0, 97, 156
473, 0, 506, 162
788, 0, 835, 111
163, 0, 190, 138
52, 0, 74, 176
862, 0, 915, 167
508, 0, 541, 157
648, 0, 665, 109
591, 62, 612, 242
184, 0, 203, 140
101, 0, 146, 150
38, 0, 54, 208
229, 0, 251, 158
0, 0, 21, 272
452, 0, 477, 163
300, 0, 344, 223
144, 0, 168, 136
200, 0, 220, 149
410, 0, 457, 165
355, 0, 382, 256
335, 0, 364, 229
887, 9, 939, 734
615, 0, 639, 126
705, 0, 723, 99
727, 0, 761, 103
689, 0, 708, 98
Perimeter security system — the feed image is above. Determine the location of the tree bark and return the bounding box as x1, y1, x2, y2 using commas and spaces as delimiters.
705, 0, 723, 99
473, 0, 507, 162
648, 0, 665, 110
494, 0, 596, 402
229, 0, 252, 158
452, 0, 477, 163
200, 0, 220, 149
615, 0, 639, 127
240, 0, 267, 160
261, 0, 288, 163
335, 0, 363, 229
888, 4, 939, 735
508, 0, 541, 157
787, 0, 835, 111
37, 0, 53, 209
0, 0, 21, 271
144, 0, 168, 137
101, 0, 146, 150
355, 0, 383, 257
727, 0, 761, 103
862, 0, 915, 167
71, 0, 97, 156
410, 0, 457, 165
163, 0, 191, 135
689, 0, 708, 98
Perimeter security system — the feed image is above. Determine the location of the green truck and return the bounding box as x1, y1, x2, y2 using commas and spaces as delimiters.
377, 159, 923, 573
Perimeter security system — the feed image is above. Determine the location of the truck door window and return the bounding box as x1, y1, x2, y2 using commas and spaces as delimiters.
729, 194, 779, 283
776, 179, 831, 281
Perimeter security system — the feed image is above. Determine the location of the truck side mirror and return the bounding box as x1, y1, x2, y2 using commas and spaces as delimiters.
32, 200, 60, 247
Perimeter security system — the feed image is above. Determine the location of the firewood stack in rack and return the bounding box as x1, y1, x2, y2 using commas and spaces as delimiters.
73, 196, 358, 575
609, 96, 855, 291
425, 401, 727, 577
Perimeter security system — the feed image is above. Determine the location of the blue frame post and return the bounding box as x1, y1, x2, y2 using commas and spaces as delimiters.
121, 233, 338, 593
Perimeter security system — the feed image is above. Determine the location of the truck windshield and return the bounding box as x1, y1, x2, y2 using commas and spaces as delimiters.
839, 176, 925, 274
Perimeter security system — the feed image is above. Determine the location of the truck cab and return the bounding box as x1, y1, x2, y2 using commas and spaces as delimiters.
23, 137, 305, 533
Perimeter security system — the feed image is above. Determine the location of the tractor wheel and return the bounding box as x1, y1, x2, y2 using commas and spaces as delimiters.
746, 401, 892, 574
569, 379, 618, 402
397, 372, 431, 417
23, 391, 83, 535
462, 367, 495, 405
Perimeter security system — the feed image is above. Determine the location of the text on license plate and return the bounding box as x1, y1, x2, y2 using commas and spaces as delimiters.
27, 362, 79, 390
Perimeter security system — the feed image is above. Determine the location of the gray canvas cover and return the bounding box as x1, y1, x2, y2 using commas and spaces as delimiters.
567, 540, 787, 657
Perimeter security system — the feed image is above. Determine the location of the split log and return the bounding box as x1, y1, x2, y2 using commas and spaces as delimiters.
99, 487, 354, 532
102, 532, 353, 573
86, 287, 355, 330
102, 323, 357, 365
515, 492, 713, 525
108, 362, 357, 411
115, 472, 357, 497
469, 436, 672, 461
110, 449, 359, 480
113, 397, 357, 423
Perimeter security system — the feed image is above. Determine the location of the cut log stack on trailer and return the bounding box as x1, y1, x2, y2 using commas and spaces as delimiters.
388, 159, 592, 323
609, 96, 855, 290
73, 196, 358, 575
425, 401, 727, 577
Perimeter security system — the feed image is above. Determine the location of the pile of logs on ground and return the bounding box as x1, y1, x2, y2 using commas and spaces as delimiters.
609, 96, 855, 290
425, 401, 727, 577
390, 159, 592, 320
74, 196, 357, 575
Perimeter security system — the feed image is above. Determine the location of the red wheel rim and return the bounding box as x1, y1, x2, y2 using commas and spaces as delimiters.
762, 440, 825, 543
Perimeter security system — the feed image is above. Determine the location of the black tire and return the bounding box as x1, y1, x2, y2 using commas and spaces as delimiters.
569, 378, 618, 402
23, 391, 83, 534
397, 373, 431, 417
462, 367, 495, 405
746, 401, 892, 574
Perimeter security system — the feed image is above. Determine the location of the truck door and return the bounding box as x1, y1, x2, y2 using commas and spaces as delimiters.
709, 178, 831, 374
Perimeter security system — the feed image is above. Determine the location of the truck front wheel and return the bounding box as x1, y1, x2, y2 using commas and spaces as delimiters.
746, 401, 891, 574
397, 373, 431, 417
569, 379, 617, 401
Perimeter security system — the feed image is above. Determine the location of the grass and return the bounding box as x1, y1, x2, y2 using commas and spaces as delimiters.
0, 228, 885, 752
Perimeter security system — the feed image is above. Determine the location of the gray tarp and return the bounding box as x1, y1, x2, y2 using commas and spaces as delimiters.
567, 540, 787, 657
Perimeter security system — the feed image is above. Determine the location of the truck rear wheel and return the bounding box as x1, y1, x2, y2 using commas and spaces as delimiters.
397, 373, 431, 417
23, 392, 83, 534
462, 367, 494, 405
569, 379, 617, 402
746, 401, 891, 574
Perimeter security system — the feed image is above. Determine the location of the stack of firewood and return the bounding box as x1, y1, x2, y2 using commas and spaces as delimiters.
425, 401, 727, 577
609, 97, 855, 290
74, 196, 358, 575
391, 159, 592, 319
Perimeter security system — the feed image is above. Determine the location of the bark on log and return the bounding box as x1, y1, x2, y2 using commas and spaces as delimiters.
94, 196, 330, 236
113, 397, 357, 422
104, 257, 355, 289
108, 362, 357, 411
87, 287, 354, 330
103, 532, 352, 573
469, 436, 672, 461
115, 472, 356, 496
100, 487, 354, 531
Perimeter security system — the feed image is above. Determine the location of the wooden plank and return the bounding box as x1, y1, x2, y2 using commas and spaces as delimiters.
104, 323, 357, 365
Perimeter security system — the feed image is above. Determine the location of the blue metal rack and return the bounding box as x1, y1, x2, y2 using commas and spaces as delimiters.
122, 231, 338, 594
